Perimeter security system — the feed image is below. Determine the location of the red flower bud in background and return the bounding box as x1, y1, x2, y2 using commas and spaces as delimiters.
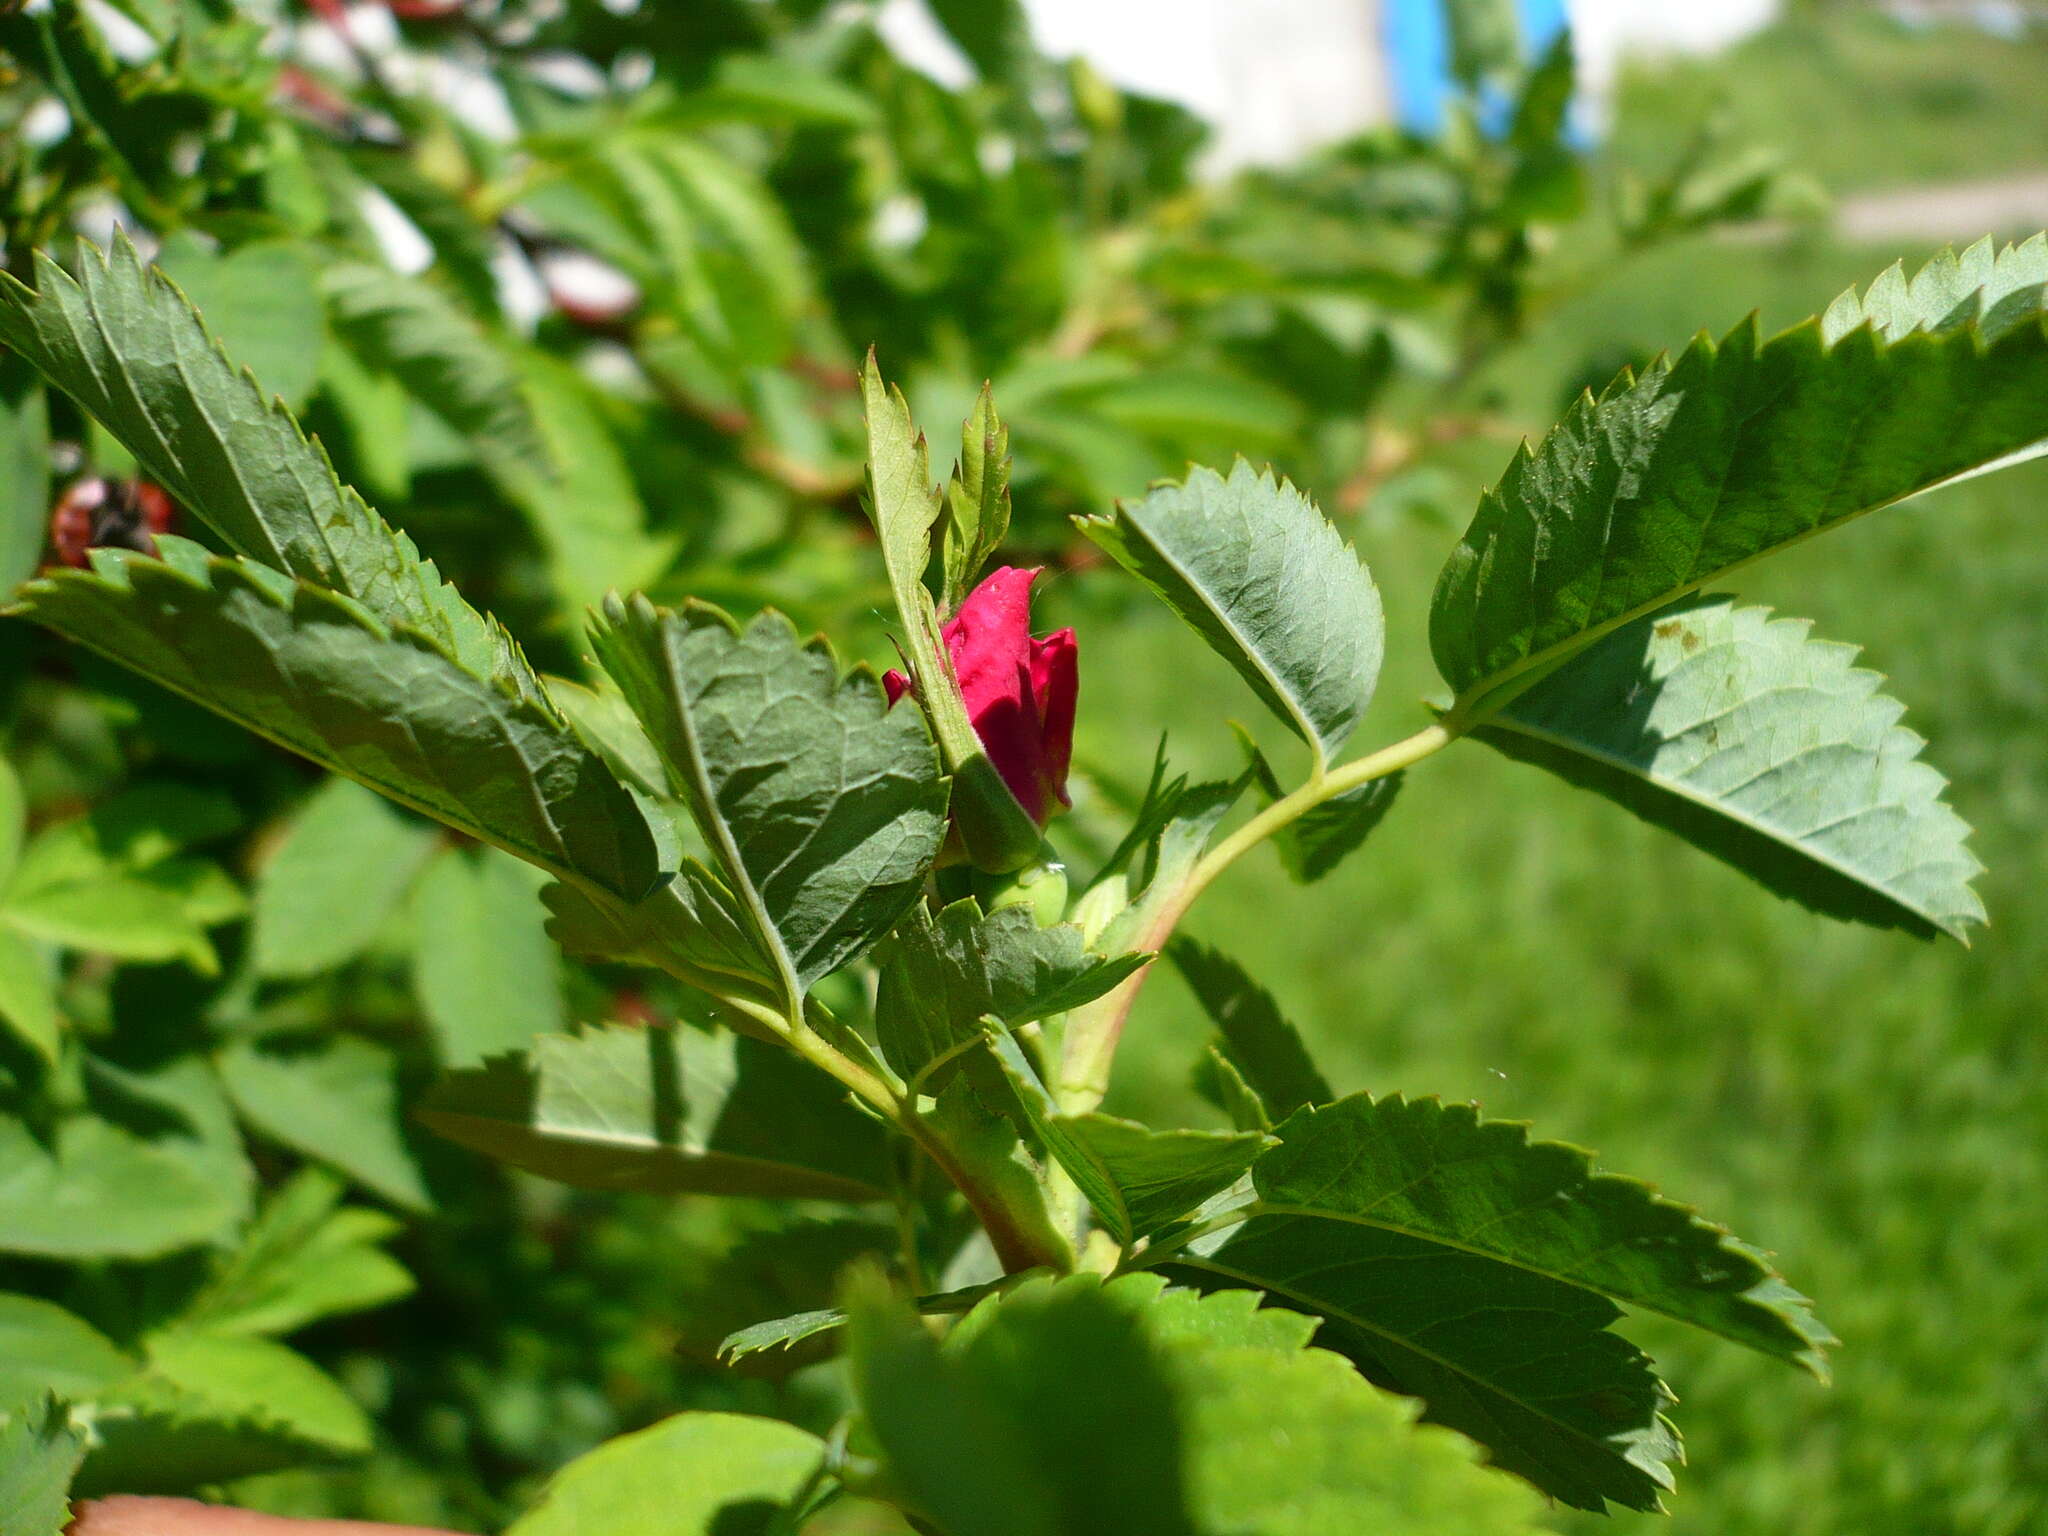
50, 478, 176, 570
886, 567, 1077, 827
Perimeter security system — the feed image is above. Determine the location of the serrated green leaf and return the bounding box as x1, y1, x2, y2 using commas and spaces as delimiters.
0, 1398, 85, 1536
943, 384, 1013, 612
0, 239, 555, 707
411, 847, 566, 1067
78, 1334, 368, 1495
1081, 459, 1384, 766
0, 1295, 133, 1404
846, 1271, 1544, 1536
0, 356, 49, 597
322, 261, 549, 479
985, 1030, 1268, 1247
716, 1308, 847, 1365
874, 900, 1147, 1087
12, 544, 656, 897
0, 1113, 235, 1260
183, 1169, 413, 1339
1478, 597, 1984, 939
860, 355, 1042, 871
1431, 238, 2048, 706
539, 864, 777, 1005
505, 1411, 824, 1536
418, 1023, 893, 1202
1168, 939, 1331, 1121
250, 777, 438, 979
1823, 231, 2048, 344
154, 236, 325, 411
590, 597, 946, 1008
217, 1036, 430, 1212
1158, 1091, 1835, 1511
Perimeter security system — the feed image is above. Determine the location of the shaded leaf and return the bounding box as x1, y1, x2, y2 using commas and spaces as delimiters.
0, 355, 49, 596
217, 1036, 430, 1212
13, 543, 656, 897
418, 1023, 893, 1202
0, 1113, 235, 1260
1168, 939, 1331, 1121
874, 900, 1146, 1086
1479, 597, 1983, 939
1432, 238, 2048, 705
0, 930, 61, 1067
411, 847, 566, 1066
250, 777, 437, 979
590, 597, 946, 1005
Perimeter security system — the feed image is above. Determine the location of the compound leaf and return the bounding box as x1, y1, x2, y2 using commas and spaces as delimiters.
1432, 237, 2048, 706
1081, 460, 1384, 765
418, 1023, 893, 1203
1478, 597, 1983, 940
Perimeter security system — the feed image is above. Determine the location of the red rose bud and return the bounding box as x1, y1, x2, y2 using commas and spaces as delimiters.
50, 478, 175, 569
885, 566, 1077, 827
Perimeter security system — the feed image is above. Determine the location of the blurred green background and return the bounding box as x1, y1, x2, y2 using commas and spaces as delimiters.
1063, 14, 2048, 1534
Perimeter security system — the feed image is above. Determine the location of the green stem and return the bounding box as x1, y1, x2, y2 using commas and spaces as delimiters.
1056, 722, 1457, 1114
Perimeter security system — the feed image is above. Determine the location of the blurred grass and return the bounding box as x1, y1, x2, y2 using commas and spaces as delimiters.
1050, 20, 2048, 1531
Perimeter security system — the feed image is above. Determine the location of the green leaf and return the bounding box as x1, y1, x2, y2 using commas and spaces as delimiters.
250, 777, 438, 979
0, 1398, 85, 1536
182, 1169, 413, 1339
217, 1035, 430, 1212
411, 847, 566, 1067
13, 543, 656, 897
860, 355, 1041, 870
0, 752, 22, 891
1081, 460, 1384, 766
504, 1411, 825, 1536
0, 1295, 133, 1403
322, 261, 549, 479
418, 1023, 893, 1202
539, 864, 777, 1005
495, 352, 674, 613
845, 1271, 1545, 1536
590, 597, 946, 1006
0, 354, 49, 597
1167, 939, 1331, 1122
1478, 597, 1984, 940
874, 900, 1147, 1087
0, 239, 559, 709
0, 1113, 236, 1260
985, 1030, 1268, 1247
1823, 231, 2048, 344
154, 236, 325, 410
1160, 1092, 1835, 1510
716, 1308, 847, 1365
79, 1334, 369, 1495
943, 384, 1014, 612
0, 929, 61, 1066
1431, 237, 2048, 706
923, 0, 1036, 85
2, 854, 241, 973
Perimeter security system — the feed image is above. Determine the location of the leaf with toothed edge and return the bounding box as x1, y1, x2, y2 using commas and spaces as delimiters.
590, 595, 947, 1007
0, 1397, 85, 1536
10, 541, 657, 897
1432, 236, 2048, 707
1150, 1091, 1834, 1512
1477, 596, 1984, 940
0, 238, 551, 708
418, 1023, 894, 1202
1081, 459, 1385, 766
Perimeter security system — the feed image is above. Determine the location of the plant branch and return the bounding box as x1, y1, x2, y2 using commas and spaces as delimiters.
1056, 721, 1457, 1114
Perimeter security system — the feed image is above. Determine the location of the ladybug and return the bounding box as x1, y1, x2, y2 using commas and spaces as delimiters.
49, 478, 176, 569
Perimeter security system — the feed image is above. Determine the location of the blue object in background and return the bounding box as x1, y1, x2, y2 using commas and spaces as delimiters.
1383, 0, 1573, 136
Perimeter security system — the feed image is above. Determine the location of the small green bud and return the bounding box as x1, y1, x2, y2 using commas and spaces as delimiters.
973, 848, 1069, 928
